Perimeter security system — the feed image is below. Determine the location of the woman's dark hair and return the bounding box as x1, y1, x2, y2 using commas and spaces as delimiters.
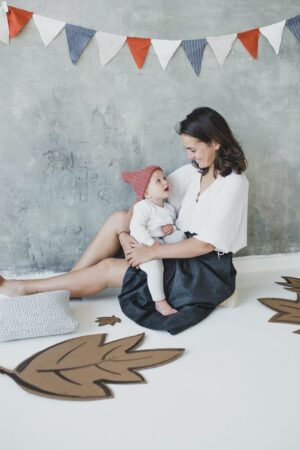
176, 107, 247, 176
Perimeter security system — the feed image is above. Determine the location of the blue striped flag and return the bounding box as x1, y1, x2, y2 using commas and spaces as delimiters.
181, 39, 207, 76
66, 24, 96, 64
286, 14, 300, 41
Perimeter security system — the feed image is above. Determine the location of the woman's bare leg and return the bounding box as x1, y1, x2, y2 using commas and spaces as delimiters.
71, 210, 128, 272
0, 258, 129, 298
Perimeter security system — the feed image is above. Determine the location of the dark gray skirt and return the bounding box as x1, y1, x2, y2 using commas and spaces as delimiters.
118, 237, 236, 335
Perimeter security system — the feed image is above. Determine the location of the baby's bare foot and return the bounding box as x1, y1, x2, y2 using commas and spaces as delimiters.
0, 275, 26, 297
155, 299, 178, 316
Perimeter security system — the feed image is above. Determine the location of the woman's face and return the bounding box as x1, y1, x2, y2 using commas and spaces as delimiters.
180, 134, 220, 169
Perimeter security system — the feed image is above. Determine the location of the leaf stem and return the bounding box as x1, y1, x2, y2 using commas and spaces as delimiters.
0, 366, 14, 376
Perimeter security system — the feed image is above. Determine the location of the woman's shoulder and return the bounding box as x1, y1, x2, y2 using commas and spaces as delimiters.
219, 171, 249, 188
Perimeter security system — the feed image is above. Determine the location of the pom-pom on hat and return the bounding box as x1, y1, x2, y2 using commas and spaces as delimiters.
121, 165, 162, 200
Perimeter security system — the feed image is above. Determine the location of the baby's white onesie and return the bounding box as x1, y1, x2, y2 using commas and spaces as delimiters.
130, 199, 185, 302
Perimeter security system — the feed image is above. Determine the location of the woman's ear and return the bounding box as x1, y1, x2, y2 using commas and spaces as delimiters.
213, 140, 221, 150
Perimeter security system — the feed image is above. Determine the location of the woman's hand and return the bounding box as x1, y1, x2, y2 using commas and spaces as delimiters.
161, 224, 174, 235
126, 242, 161, 267
119, 233, 138, 255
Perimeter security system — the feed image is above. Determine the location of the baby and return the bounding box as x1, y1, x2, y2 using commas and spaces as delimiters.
121, 165, 185, 316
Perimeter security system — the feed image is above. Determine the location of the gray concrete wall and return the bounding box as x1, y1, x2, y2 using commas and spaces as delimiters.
0, 0, 299, 273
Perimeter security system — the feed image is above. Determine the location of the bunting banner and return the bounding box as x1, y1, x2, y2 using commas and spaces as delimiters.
0, 4, 299, 76
7, 5, 32, 38
0, 8, 9, 44
182, 39, 207, 76
33, 14, 65, 47
151, 39, 181, 70
127, 37, 151, 68
65, 24, 96, 64
95, 31, 126, 65
260, 20, 286, 54
286, 14, 300, 41
207, 33, 237, 66
238, 28, 260, 59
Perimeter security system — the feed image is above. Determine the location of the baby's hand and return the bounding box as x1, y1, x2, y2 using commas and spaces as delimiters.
161, 224, 174, 235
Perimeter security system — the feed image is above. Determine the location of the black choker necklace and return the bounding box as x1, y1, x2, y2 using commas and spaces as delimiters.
192, 161, 209, 176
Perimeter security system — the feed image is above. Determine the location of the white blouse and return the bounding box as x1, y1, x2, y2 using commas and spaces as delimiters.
167, 164, 249, 254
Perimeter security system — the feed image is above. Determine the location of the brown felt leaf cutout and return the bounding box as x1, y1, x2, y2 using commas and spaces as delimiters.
275, 276, 300, 298
258, 276, 300, 334
0, 333, 184, 401
95, 315, 121, 326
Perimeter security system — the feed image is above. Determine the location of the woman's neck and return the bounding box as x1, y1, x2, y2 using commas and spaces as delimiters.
200, 164, 214, 180
206, 163, 221, 179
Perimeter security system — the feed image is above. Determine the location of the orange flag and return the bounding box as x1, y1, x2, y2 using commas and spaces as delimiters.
238, 28, 260, 59
7, 6, 33, 38
127, 37, 151, 69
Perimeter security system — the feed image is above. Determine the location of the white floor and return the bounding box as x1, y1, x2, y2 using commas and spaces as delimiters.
1, 265, 300, 450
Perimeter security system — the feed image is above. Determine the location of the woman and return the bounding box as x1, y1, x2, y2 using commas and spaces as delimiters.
0, 107, 248, 334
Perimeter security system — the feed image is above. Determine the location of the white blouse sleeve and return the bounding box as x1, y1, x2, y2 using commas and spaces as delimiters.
194, 174, 249, 253
130, 201, 156, 246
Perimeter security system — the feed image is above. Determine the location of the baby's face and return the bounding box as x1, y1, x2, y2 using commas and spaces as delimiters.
144, 169, 170, 201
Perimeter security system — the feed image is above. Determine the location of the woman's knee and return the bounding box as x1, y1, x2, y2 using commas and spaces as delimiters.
111, 210, 127, 220
97, 258, 128, 288
108, 210, 127, 233
97, 257, 115, 271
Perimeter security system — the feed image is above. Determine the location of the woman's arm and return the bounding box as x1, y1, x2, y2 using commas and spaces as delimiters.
124, 205, 134, 230
126, 238, 214, 267
118, 205, 138, 254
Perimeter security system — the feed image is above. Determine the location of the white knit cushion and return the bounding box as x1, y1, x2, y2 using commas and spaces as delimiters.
0, 290, 79, 341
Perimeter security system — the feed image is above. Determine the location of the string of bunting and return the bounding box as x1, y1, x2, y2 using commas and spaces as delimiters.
0, 2, 300, 75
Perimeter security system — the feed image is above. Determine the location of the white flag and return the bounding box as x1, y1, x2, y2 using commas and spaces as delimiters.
0, 9, 9, 44
95, 31, 126, 66
33, 14, 65, 47
207, 33, 237, 66
151, 39, 181, 70
260, 20, 286, 54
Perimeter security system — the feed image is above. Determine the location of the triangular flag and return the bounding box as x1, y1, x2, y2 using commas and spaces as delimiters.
7, 6, 33, 38
260, 20, 286, 54
33, 14, 65, 47
95, 31, 126, 65
238, 28, 260, 59
0, 9, 9, 44
207, 33, 237, 66
151, 39, 181, 70
65, 24, 96, 64
181, 39, 207, 76
127, 37, 151, 69
286, 14, 300, 41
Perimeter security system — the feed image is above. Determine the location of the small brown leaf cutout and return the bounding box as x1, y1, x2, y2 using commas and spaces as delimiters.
0, 333, 184, 401
95, 315, 121, 326
258, 276, 300, 334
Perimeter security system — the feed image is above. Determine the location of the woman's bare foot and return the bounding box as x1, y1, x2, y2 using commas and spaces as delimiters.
0, 275, 26, 297
155, 299, 178, 316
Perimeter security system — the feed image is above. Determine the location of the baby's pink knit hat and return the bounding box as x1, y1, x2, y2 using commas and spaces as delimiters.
121, 165, 162, 199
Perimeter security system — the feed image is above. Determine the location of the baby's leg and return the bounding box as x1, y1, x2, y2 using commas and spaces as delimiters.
140, 259, 177, 316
